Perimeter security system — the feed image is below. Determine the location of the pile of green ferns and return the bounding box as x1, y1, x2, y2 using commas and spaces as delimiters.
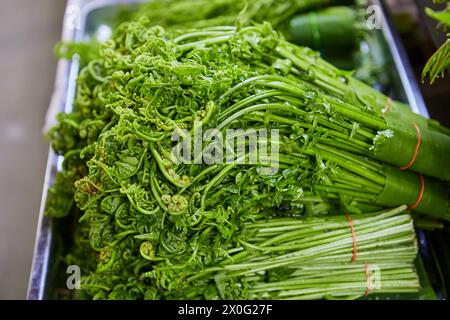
46, 19, 449, 299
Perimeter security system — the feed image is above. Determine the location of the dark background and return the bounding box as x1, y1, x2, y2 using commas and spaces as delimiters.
386, 0, 450, 127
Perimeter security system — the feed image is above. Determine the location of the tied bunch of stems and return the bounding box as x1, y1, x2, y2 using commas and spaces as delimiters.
212, 73, 450, 218
167, 24, 449, 219
46, 20, 444, 299
126, 0, 335, 33
143, 206, 419, 299
174, 24, 450, 181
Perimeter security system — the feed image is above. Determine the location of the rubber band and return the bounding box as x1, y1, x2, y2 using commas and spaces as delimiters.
408, 174, 425, 210
400, 122, 421, 170
381, 96, 392, 114
345, 212, 357, 262
364, 261, 370, 296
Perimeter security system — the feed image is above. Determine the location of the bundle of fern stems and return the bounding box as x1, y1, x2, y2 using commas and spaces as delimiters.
168, 24, 450, 219
173, 206, 419, 299
46, 21, 450, 299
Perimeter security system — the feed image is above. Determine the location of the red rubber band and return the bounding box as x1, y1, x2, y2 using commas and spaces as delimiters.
345, 212, 357, 262
381, 97, 392, 114
400, 122, 421, 171
364, 261, 370, 296
408, 174, 425, 210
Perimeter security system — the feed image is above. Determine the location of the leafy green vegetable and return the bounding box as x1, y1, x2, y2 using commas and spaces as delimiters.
422, 4, 450, 84
125, 0, 335, 35
425, 5, 450, 27
422, 38, 450, 84
157, 206, 420, 299
46, 17, 450, 300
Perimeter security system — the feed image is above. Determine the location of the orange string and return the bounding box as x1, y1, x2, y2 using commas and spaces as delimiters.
400, 122, 421, 171
381, 97, 392, 114
408, 174, 425, 210
345, 212, 357, 262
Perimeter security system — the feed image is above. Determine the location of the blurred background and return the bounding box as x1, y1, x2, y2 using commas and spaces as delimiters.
0, 0, 448, 299
0, 0, 65, 299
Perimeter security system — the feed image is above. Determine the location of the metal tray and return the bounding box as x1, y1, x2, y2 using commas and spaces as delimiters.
27, 0, 435, 300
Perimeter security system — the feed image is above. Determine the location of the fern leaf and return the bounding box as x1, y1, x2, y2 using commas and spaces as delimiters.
422, 38, 450, 84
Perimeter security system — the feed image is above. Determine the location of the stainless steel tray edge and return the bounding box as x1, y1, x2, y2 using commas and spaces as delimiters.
376, 0, 429, 118
27, 0, 92, 300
